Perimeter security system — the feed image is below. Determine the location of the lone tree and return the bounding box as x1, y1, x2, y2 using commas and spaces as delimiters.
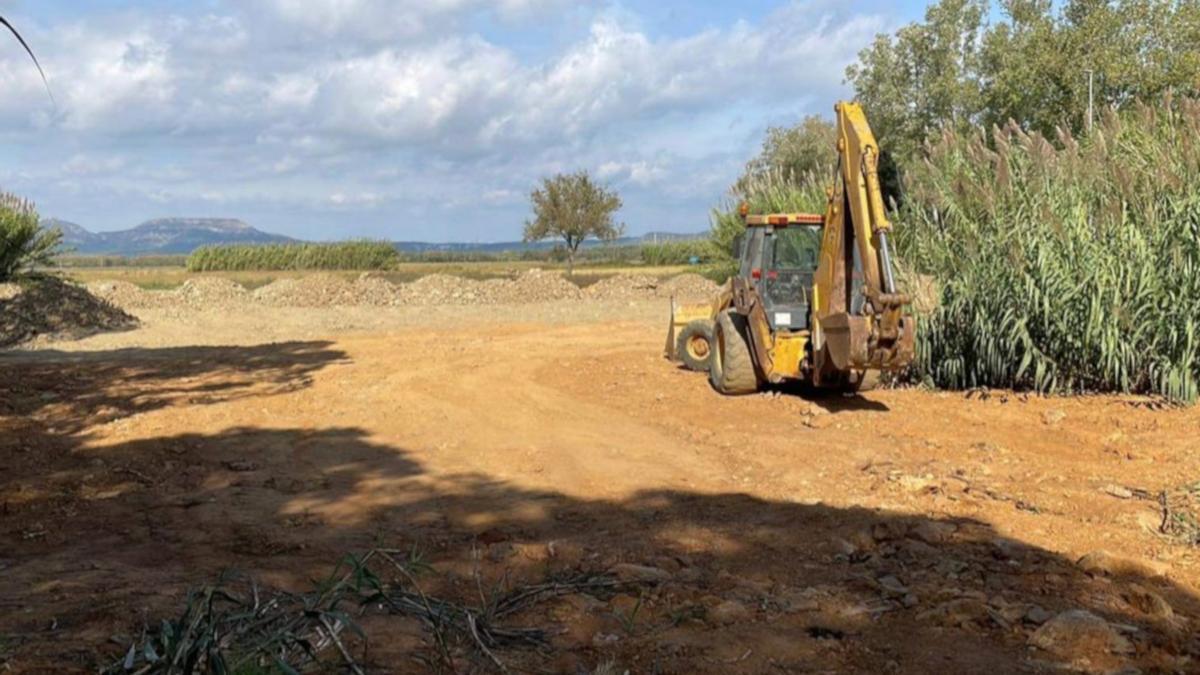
523, 171, 624, 274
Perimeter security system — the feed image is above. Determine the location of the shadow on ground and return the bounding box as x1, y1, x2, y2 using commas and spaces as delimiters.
0, 341, 1196, 673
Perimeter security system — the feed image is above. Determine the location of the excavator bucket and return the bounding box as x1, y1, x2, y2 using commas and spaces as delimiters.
822, 309, 915, 371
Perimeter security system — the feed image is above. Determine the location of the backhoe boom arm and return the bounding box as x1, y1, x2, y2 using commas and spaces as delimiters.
812, 102, 914, 379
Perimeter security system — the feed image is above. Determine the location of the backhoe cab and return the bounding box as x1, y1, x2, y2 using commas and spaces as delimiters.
665, 101, 915, 394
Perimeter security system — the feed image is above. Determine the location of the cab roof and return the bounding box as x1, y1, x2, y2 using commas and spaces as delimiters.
743, 213, 824, 227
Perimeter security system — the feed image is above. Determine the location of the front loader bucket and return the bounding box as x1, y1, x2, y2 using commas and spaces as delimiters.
665, 297, 719, 363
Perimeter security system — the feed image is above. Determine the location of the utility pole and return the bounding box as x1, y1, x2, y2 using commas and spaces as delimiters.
1085, 68, 1095, 133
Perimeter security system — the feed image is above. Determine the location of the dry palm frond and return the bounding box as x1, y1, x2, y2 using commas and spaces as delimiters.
108, 548, 631, 674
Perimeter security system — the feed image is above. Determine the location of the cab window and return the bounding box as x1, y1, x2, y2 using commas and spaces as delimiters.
767, 226, 821, 271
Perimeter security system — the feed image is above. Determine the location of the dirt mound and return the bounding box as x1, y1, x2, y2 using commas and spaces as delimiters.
496, 268, 582, 303
581, 273, 719, 301
89, 269, 700, 311
351, 273, 404, 306
0, 276, 137, 348
583, 274, 661, 300
394, 269, 581, 305
395, 273, 486, 305
173, 277, 249, 306
252, 274, 358, 307
658, 272, 720, 300
86, 280, 165, 310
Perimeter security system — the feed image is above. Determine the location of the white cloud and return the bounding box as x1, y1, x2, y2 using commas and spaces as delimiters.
0, 1, 891, 239
63, 153, 126, 176
597, 159, 666, 186
253, 0, 571, 44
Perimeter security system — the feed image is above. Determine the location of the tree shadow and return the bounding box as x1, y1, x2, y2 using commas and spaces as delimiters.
1, 342, 1197, 673
3, 429, 1197, 673
0, 340, 347, 439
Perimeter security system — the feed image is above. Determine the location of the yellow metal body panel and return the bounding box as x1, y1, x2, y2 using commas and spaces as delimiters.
808, 101, 915, 379
815, 101, 886, 319
745, 213, 823, 227
768, 332, 809, 380
671, 303, 712, 326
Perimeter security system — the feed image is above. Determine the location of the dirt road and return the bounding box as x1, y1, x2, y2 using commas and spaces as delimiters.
2, 300, 1198, 673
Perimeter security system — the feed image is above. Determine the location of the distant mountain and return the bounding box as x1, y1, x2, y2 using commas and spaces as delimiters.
42, 218, 100, 250
44, 218, 296, 255
42, 217, 707, 256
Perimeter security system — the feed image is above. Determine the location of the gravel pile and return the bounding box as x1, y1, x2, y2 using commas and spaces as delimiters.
394, 273, 489, 305
87, 280, 165, 309
88, 270, 718, 312
581, 272, 719, 301
657, 273, 721, 300
392, 269, 582, 305
1, 277, 138, 348
351, 273, 405, 306
495, 268, 582, 303
253, 274, 358, 307
174, 278, 249, 306
583, 274, 661, 300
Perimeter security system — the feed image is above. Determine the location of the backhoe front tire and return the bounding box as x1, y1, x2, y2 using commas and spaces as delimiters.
709, 310, 760, 395
676, 320, 713, 372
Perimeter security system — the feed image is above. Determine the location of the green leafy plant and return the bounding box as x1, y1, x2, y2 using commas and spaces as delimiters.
186, 241, 400, 271
0, 195, 62, 281
896, 96, 1200, 402
612, 595, 643, 634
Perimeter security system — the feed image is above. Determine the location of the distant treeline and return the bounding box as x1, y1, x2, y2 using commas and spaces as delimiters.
178, 239, 710, 270
408, 240, 709, 266
187, 241, 400, 271
54, 254, 189, 268
48, 240, 712, 271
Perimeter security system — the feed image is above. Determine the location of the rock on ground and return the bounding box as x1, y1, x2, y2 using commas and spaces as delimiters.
1077, 550, 1169, 579
1028, 609, 1134, 658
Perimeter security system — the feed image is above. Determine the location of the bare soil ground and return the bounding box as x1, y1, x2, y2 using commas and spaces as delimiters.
2, 298, 1199, 674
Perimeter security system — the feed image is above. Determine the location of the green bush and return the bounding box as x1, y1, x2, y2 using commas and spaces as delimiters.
0, 195, 60, 281
897, 97, 1200, 402
187, 241, 400, 271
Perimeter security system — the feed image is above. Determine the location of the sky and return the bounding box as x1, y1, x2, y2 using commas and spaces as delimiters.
0, 0, 927, 242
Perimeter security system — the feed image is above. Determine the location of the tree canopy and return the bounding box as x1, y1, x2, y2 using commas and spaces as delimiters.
523, 171, 624, 273
846, 0, 1200, 160
735, 115, 837, 195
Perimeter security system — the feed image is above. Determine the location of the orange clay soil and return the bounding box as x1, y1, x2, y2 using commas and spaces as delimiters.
1, 304, 1198, 673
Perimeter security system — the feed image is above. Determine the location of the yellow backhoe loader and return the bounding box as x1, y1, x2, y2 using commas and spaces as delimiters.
665, 101, 915, 394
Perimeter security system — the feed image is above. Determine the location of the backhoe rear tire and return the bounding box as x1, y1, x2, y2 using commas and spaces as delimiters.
676, 320, 713, 372
709, 310, 759, 395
